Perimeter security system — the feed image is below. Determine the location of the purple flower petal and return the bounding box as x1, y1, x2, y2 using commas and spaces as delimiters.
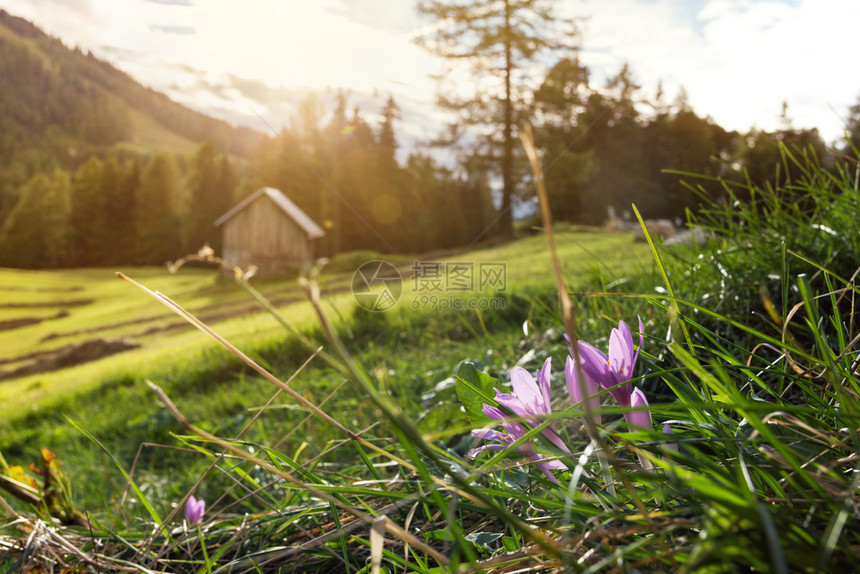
537, 357, 552, 414
469, 357, 573, 484
185, 495, 205, 526
510, 366, 544, 416
576, 341, 611, 382
494, 392, 532, 420
471, 428, 506, 441
662, 423, 679, 453
537, 461, 563, 485
587, 326, 632, 405
500, 421, 527, 441
467, 446, 486, 458
540, 458, 568, 470
565, 355, 601, 425
570, 318, 645, 409
632, 316, 644, 369
542, 426, 573, 454
624, 387, 652, 430
608, 320, 635, 379
568, 319, 650, 464
482, 404, 507, 421
468, 443, 511, 458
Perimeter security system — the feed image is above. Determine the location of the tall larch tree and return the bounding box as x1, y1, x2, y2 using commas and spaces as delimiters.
416, 0, 575, 240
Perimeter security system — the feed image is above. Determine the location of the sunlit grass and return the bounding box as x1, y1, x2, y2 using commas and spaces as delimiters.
16, 193, 859, 571
0, 230, 649, 420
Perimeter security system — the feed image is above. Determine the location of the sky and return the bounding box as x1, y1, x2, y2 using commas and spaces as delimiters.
1, 0, 858, 147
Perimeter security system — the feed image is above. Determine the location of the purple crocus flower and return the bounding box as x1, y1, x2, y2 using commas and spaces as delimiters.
565, 354, 602, 425
468, 405, 567, 484
568, 317, 653, 431
185, 495, 205, 526
469, 360, 572, 484
571, 317, 644, 406
493, 359, 571, 454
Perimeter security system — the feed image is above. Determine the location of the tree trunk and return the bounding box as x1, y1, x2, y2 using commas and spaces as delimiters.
500, 0, 514, 241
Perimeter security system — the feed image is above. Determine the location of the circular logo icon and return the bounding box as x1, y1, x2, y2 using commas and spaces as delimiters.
352, 260, 403, 312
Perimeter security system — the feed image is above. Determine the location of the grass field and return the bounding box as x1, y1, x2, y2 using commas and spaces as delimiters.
5, 156, 858, 573
0, 227, 650, 459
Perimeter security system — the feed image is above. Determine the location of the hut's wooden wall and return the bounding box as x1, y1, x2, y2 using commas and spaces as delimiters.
221, 195, 311, 274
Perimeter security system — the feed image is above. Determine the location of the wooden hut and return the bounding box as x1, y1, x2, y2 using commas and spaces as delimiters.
215, 187, 324, 274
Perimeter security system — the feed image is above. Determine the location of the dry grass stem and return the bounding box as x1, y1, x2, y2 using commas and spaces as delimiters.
115, 272, 455, 487
521, 123, 672, 563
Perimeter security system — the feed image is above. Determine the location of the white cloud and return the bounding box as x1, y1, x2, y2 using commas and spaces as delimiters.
0, 0, 439, 91
0, 0, 858, 144
0, 0, 103, 44
96, 0, 437, 94
575, 0, 860, 141
326, 0, 423, 33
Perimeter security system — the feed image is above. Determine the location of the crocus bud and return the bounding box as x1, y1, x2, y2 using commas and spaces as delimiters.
625, 387, 652, 431
565, 355, 601, 425
663, 423, 679, 453
185, 495, 205, 526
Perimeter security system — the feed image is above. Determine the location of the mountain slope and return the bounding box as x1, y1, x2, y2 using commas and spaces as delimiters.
0, 10, 262, 189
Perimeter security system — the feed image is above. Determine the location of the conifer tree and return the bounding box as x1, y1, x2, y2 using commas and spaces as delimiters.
70, 156, 108, 266
416, 0, 575, 240
0, 169, 71, 268
844, 93, 860, 155
585, 64, 650, 220
532, 56, 594, 223
739, 104, 827, 192
377, 95, 401, 169
101, 155, 137, 264
185, 141, 234, 253
136, 153, 183, 265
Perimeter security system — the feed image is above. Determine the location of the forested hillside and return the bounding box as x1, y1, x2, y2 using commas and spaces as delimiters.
0, 11, 496, 268
0, 11, 261, 199
1, 9, 855, 270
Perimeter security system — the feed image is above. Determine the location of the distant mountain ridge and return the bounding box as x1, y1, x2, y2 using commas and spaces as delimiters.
0, 10, 262, 191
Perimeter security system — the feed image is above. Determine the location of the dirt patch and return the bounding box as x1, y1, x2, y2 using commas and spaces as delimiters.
0, 346, 61, 367
0, 338, 140, 382
38, 287, 324, 343
40, 313, 164, 342
0, 299, 93, 309
0, 285, 83, 293
0, 317, 45, 331
0, 270, 393, 381
0, 310, 68, 333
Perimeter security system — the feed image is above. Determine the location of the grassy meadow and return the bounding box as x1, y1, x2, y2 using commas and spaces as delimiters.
0, 228, 649, 479
2, 147, 860, 572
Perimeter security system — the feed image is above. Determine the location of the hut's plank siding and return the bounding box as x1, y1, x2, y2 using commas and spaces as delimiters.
216, 187, 323, 275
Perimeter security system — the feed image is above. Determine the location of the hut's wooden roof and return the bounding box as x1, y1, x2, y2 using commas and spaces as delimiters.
214, 187, 324, 239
